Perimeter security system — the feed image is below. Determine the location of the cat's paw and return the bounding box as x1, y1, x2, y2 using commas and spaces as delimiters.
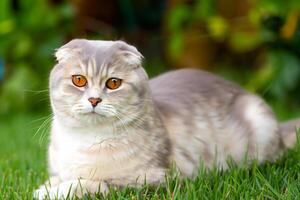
33, 180, 80, 200
33, 183, 71, 200
33, 176, 62, 199
33, 187, 48, 200
33, 179, 109, 199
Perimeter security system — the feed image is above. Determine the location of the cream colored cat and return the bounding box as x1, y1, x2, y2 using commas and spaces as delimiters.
34, 39, 300, 199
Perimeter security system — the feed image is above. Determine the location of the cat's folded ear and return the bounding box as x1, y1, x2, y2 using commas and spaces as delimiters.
55, 39, 84, 62
112, 41, 144, 68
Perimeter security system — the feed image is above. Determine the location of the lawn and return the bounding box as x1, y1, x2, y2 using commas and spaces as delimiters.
1, 113, 300, 199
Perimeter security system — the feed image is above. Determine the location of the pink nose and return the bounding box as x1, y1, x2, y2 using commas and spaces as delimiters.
88, 97, 102, 107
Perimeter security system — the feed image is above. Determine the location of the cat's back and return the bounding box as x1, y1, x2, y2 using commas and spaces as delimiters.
149, 68, 244, 110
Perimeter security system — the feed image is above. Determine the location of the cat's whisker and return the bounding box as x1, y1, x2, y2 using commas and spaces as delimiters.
101, 108, 134, 138
101, 105, 126, 134
112, 111, 150, 141
35, 98, 51, 103
28, 114, 52, 125
96, 106, 132, 136
23, 89, 49, 94
39, 120, 52, 145
116, 109, 147, 129
33, 116, 51, 138
33, 115, 52, 145
114, 114, 130, 135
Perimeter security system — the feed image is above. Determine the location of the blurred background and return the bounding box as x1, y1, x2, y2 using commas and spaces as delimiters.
1, 0, 300, 120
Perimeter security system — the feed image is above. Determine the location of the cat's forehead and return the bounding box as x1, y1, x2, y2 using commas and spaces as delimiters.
80, 40, 118, 55
55, 39, 142, 71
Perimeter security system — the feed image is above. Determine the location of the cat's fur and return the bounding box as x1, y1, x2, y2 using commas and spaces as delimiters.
34, 39, 300, 199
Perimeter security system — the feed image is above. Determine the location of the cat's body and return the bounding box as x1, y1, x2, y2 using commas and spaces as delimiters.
34, 39, 300, 199
151, 69, 281, 175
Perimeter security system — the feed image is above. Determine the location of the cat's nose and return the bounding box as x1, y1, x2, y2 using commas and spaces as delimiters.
88, 97, 102, 107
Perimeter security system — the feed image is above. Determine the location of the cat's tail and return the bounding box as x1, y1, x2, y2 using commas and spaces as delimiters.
279, 119, 300, 149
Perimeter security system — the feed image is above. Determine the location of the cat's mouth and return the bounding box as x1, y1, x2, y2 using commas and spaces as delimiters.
83, 109, 104, 117
88, 109, 98, 115
80, 109, 98, 115
77, 106, 110, 117
91, 110, 98, 114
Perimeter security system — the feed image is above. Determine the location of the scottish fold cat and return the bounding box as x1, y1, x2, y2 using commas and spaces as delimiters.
34, 39, 300, 199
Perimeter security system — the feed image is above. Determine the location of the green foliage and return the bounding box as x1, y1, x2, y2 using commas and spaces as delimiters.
0, 0, 74, 114
1, 0, 300, 115
166, 0, 300, 111
247, 50, 300, 94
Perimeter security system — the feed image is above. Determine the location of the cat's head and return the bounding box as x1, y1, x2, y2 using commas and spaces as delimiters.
49, 39, 149, 127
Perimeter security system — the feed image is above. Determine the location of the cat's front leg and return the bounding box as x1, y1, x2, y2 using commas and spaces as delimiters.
33, 179, 108, 200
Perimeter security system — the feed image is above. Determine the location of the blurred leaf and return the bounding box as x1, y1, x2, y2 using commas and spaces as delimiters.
14, 34, 32, 59
259, 0, 288, 16
194, 0, 215, 20
0, 0, 11, 21
168, 5, 191, 31
246, 60, 275, 92
249, 50, 300, 99
0, 66, 38, 113
280, 10, 298, 39
207, 16, 228, 41
290, 0, 300, 11
168, 32, 183, 59
248, 9, 261, 26
167, 5, 192, 60
0, 19, 14, 35
269, 51, 300, 98
229, 31, 261, 52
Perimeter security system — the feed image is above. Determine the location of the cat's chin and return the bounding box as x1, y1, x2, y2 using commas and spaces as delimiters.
69, 115, 105, 126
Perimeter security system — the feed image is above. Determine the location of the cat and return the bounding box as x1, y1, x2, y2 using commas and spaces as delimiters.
34, 39, 300, 199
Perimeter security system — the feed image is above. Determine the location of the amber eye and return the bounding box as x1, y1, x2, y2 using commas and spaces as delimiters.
72, 75, 87, 87
105, 78, 122, 90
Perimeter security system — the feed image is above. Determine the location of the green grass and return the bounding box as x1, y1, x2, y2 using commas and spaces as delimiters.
1, 113, 300, 199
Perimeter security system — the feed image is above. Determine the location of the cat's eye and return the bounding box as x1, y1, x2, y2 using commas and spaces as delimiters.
72, 75, 87, 87
106, 78, 122, 90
